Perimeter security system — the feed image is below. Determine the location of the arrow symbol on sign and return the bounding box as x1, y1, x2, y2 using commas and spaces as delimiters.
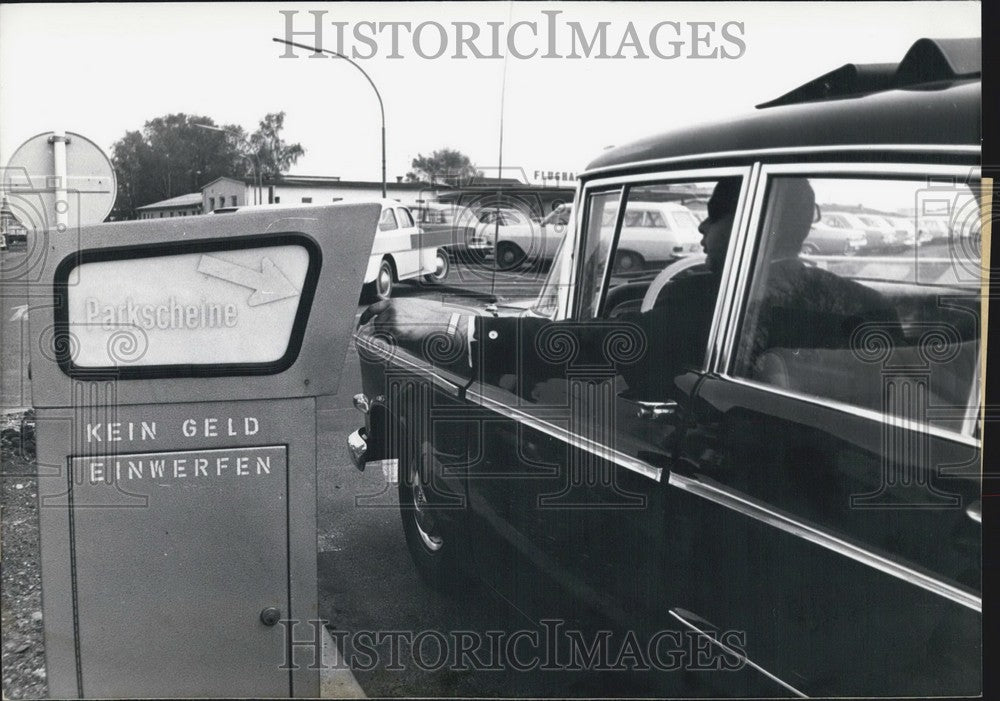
197, 255, 299, 306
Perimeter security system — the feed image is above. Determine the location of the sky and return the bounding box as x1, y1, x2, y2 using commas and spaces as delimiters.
0, 2, 980, 187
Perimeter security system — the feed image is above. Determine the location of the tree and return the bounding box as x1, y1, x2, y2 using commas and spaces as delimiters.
248, 112, 305, 180
109, 112, 305, 220
405, 148, 481, 186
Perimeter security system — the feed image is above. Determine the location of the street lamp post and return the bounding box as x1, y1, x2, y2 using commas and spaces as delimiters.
272, 37, 386, 198
194, 123, 262, 205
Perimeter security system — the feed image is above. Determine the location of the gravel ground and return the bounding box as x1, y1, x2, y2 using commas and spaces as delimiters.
1, 410, 46, 700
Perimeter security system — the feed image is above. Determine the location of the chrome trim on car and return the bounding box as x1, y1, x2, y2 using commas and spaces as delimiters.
580, 144, 980, 179
668, 472, 982, 613
717, 374, 982, 449
465, 387, 662, 483
753, 162, 979, 178
706, 163, 761, 372
354, 332, 468, 399
594, 188, 629, 317
667, 608, 808, 698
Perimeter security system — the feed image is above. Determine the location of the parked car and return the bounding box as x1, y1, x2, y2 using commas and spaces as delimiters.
882, 214, 932, 246
607, 201, 703, 272
821, 210, 902, 253
481, 203, 573, 270
463, 206, 535, 265
349, 38, 981, 697
363, 200, 450, 299
213, 200, 448, 299
920, 216, 951, 241
801, 220, 868, 255
415, 202, 479, 263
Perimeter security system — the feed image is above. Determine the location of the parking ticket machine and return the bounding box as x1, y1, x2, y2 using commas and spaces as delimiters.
27, 204, 379, 697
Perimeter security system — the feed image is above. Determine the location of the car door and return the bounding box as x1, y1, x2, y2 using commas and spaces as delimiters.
464, 170, 792, 694
672, 167, 982, 697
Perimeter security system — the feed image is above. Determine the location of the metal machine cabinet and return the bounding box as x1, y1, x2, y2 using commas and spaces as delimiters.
28, 204, 378, 698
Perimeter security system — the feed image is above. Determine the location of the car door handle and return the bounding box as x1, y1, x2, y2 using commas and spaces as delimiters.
635, 400, 680, 421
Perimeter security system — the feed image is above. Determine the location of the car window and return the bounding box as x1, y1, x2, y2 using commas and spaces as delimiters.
646, 210, 668, 228
732, 174, 982, 434
672, 210, 700, 230
577, 179, 734, 329
623, 210, 644, 227
608, 186, 706, 281
397, 207, 415, 228
378, 208, 398, 232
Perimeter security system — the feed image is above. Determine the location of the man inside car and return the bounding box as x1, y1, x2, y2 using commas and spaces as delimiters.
613, 177, 742, 396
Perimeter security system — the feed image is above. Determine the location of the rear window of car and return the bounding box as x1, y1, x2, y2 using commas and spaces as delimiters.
671, 210, 700, 230
732, 173, 982, 435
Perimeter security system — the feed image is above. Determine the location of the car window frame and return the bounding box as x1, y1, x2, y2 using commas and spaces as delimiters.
713, 161, 983, 446
531, 185, 581, 320
396, 207, 415, 228
570, 166, 754, 360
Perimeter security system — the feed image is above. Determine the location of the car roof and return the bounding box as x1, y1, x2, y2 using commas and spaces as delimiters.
584, 38, 980, 176
585, 80, 978, 175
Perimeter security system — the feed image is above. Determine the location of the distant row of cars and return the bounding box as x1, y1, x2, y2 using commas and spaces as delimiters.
211, 192, 965, 303
428, 198, 959, 275
807, 209, 943, 256
361, 197, 968, 301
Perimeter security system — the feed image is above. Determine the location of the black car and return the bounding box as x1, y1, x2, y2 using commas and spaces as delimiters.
348, 38, 982, 697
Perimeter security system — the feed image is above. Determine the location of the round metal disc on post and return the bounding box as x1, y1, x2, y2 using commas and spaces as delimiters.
3, 131, 116, 232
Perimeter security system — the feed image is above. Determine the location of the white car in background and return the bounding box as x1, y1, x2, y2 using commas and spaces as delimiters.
882, 214, 933, 246
607, 201, 703, 272
485, 204, 573, 270
363, 200, 450, 300
213, 199, 449, 300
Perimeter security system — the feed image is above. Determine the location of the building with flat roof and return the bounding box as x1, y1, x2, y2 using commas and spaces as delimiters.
199, 175, 451, 212
130, 173, 577, 221
136, 192, 204, 220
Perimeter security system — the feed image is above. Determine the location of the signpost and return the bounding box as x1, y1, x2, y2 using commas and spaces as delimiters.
28, 203, 379, 697
3, 131, 116, 232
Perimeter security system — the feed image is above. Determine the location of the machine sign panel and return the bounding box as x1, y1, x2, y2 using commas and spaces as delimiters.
65, 243, 311, 367
70, 446, 284, 487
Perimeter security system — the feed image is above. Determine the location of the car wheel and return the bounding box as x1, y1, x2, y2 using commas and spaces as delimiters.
496, 242, 526, 271
423, 249, 450, 284
399, 442, 463, 590
375, 258, 394, 300
614, 250, 644, 273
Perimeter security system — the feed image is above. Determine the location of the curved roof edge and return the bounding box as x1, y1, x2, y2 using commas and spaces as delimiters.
585, 80, 980, 173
